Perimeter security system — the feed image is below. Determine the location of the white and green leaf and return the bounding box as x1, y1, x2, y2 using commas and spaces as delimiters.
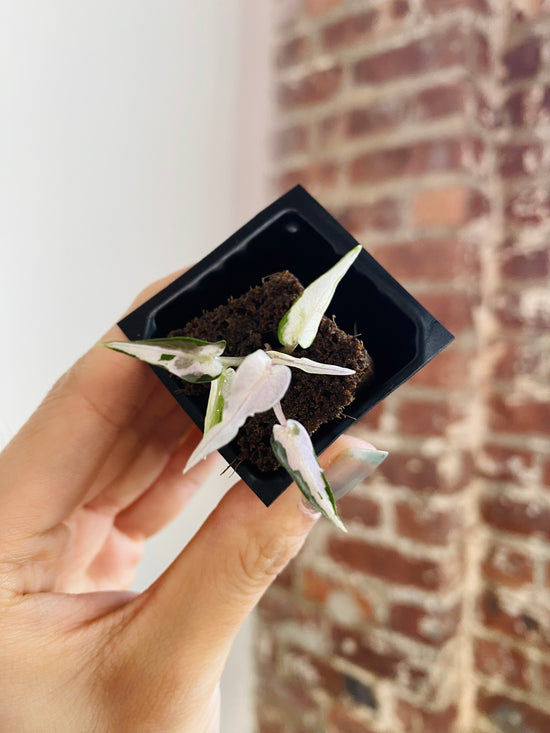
204, 367, 235, 433
278, 245, 362, 349
271, 419, 346, 532
103, 337, 227, 383
266, 351, 355, 376
185, 350, 292, 471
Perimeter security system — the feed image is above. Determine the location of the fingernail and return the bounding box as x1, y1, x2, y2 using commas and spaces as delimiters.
325, 447, 388, 500
299, 492, 322, 520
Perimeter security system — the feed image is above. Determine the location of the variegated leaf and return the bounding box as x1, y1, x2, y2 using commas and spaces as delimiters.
103, 337, 226, 383
278, 245, 361, 349
271, 419, 346, 532
266, 351, 354, 376
185, 350, 292, 471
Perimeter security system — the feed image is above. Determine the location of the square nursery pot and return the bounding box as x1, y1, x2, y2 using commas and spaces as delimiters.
118, 185, 454, 506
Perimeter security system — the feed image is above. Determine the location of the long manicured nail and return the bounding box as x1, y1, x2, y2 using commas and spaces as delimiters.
325, 447, 388, 500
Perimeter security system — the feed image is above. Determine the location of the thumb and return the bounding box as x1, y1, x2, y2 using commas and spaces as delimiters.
130, 435, 386, 684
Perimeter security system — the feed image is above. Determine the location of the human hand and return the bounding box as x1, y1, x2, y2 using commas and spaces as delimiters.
0, 272, 382, 732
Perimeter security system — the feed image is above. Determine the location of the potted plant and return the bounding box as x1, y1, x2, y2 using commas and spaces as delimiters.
112, 186, 453, 528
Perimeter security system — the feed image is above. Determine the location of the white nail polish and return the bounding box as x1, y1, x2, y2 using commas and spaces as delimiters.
326, 448, 388, 500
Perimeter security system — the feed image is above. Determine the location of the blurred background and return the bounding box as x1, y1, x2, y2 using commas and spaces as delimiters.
3, 1, 550, 732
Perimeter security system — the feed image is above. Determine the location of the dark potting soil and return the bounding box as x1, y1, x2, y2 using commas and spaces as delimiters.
170, 271, 374, 472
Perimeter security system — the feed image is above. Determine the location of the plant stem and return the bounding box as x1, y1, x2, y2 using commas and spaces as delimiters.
219, 356, 245, 367
273, 401, 287, 426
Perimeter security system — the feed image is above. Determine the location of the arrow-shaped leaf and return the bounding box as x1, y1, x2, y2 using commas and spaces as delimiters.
266, 351, 355, 376
103, 337, 226, 383
271, 419, 347, 532
278, 245, 362, 349
185, 350, 292, 471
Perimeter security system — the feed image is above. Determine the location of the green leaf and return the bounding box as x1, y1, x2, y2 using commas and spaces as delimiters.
278, 245, 362, 349
102, 337, 226, 383
185, 350, 292, 471
271, 419, 346, 532
266, 351, 355, 376
204, 368, 235, 433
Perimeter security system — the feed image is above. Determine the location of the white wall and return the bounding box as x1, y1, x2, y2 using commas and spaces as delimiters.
0, 1, 271, 730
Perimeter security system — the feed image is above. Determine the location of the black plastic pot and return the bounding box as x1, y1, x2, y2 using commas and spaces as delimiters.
118, 185, 454, 505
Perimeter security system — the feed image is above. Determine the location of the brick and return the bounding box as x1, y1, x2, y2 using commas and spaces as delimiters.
416, 80, 467, 121
354, 25, 466, 85
273, 125, 310, 157
257, 675, 318, 719
338, 198, 402, 235
493, 339, 547, 381
474, 637, 528, 689
389, 602, 461, 645
276, 35, 309, 69
409, 348, 474, 390
417, 290, 477, 332
360, 401, 384, 430
305, 0, 341, 15
338, 494, 381, 526
301, 568, 375, 619
329, 537, 460, 590
480, 495, 550, 540
541, 663, 550, 690
322, 10, 378, 50
277, 161, 338, 194
503, 37, 541, 82
398, 399, 461, 436
396, 501, 462, 545
477, 690, 550, 732
413, 186, 489, 227
371, 238, 475, 282
513, 1, 550, 21
425, 0, 490, 12
346, 97, 407, 137
479, 589, 549, 648
392, 0, 409, 18
482, 542, 534, 588
273, 563, 294, 591
346, 83, 468, 134
258, 589, 322, 626
490, 394, 550, 436
328, 706, 378, 733
505, 85, 550, 127
317, 113, 347, 147
333, 626, 406, 679
378, 450, 472, 493
478, 444, 535, 483
278, 66, 342, 109
472, 31, 490, 74
257, 720, 286, 733
397, 700, 458, 733
501, 249, 549, 279
349, 139, 463, 185
498, 143, 543, 178
302, 567, 333, 603
286, 647, 344, 696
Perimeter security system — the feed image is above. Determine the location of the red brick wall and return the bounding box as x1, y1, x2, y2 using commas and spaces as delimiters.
255, 1, 550, 731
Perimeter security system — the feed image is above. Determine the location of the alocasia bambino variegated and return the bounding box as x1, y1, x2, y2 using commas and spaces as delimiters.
104, 247, 363, 530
